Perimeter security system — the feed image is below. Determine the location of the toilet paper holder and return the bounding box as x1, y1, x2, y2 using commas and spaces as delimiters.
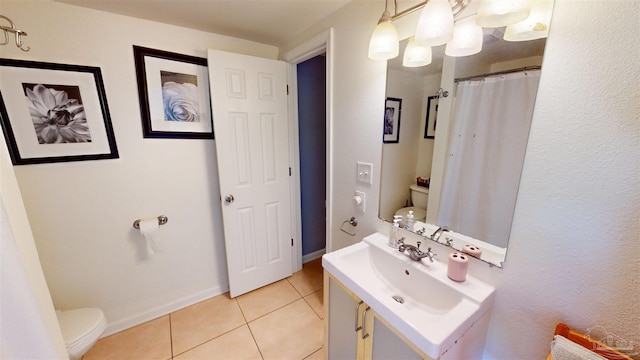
133, 215, 168, 229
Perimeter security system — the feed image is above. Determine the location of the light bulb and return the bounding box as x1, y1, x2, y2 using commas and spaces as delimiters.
403, 37, 432, 67
445, 16, 483, 57
504, 0, 554, 41
476, 0, 531, 28
414, 0, 454, 47
368, 11, 399, 60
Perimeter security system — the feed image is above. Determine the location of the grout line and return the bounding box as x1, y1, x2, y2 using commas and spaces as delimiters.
301, 289, 324, 320
170, 323, 248, 358
235, 297, 250, 324
302, 346, 323, 360
170, 299, 248, 358
244, 296, 303, 323
169, 314, 174, 359
245, 321, 265, 359
286, 277, 306, 298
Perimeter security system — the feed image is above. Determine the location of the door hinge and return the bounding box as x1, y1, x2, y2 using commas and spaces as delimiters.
289, 167, 292, 176
286, 84, 289, 95
291, 238, 294, 247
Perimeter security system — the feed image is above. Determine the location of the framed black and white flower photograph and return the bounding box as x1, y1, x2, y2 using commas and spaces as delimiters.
424, 95, 439, 139
0, 59, 119, 165
383, 97, 402, 144
133, 46, 213, 139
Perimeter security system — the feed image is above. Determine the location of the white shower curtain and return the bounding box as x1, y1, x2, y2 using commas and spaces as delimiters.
437, 70, 541, 248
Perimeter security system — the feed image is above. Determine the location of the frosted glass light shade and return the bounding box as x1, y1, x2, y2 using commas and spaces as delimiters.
403, 37, 432, 67
504, 0, 554, 41
476, 0, 531, 28
445, 17, 483, 57
414, 0, 454, 47
368, 12, 399, 60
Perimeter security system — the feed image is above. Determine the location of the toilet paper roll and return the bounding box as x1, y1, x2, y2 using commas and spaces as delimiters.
447, 252, 469, 282
139, 219, 161, 255
462, 244, 482, 258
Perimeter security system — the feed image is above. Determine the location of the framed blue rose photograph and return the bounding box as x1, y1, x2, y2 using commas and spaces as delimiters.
0, 59, 119, 165
133, 46, 213, 139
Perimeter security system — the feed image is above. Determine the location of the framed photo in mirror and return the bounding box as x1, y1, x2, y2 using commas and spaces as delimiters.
383, 97, 401, 143
424, 95, 439, 139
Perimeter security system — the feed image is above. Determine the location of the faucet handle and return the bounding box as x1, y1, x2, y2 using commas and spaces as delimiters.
416, 241, 421, 249
426, 247, 437, 262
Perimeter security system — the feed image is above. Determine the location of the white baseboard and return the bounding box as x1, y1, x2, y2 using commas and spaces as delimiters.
102, 249, 325, 337
102, 284, 229, 337
302, 248, 325, 263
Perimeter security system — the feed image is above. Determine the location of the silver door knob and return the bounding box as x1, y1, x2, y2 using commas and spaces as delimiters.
224, 194, 235, 203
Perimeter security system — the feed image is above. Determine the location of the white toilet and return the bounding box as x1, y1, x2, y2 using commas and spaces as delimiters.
56, 308, 107, 360
395, 184, 429, 222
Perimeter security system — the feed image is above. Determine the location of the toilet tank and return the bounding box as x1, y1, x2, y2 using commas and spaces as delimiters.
410, 185, 429, 209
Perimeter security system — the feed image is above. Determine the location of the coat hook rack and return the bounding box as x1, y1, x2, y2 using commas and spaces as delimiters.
0, 15, 29, 52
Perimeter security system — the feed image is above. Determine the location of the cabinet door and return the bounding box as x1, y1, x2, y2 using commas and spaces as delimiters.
327, 275, 360, 359
326, 273, 428, 360
370, 315, 425, 360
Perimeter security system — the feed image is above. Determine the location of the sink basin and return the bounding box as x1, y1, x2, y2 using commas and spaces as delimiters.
322, 232, 495, 358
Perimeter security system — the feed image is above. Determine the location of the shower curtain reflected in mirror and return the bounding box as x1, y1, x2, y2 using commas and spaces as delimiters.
437, 71, 541, 248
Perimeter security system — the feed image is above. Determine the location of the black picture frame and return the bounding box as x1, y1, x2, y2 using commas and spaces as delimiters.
424, 95, 439, 139
0, 59, 119, 165
383, 97, 402, 144
133, 46, 214, 139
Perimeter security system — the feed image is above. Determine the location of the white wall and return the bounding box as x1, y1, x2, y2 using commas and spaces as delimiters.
380, 68, 426, 220
415, 73, 442, 179
284, 0, 640, 358
1, 0, 278, 335
282, 3, 387, 251
477, 1, 640, 357
379, 69, 440, 221
1, 131, 67, 358
2, 0, 638, 357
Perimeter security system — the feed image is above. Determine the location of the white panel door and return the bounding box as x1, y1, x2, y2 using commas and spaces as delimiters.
208, 49, 292, 297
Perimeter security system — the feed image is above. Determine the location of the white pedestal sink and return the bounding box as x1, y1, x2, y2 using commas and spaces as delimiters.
323, 232, 495, 359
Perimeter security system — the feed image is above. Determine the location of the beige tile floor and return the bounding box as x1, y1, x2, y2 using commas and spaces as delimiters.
84, 258, 325, 360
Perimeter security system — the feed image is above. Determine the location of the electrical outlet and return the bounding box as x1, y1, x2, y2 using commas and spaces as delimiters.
354, 190, 366, 213
357, 162, 373, 185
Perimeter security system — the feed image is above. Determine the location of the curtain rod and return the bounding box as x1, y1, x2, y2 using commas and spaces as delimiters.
454, 66, 541, 83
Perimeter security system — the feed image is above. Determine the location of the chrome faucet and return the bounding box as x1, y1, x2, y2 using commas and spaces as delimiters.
430, 227, 449, 242
397, 239, 437, 262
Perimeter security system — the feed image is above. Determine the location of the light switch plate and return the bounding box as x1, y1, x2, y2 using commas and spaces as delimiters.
357, 162, 373, 185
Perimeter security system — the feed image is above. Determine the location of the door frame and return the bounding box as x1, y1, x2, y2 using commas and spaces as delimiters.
283, 28, 334, 272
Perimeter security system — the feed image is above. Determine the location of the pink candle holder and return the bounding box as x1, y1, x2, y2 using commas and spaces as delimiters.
462, 244, 482, 258
448, 252, 469, 282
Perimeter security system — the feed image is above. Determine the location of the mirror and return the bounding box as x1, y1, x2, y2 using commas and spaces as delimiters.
379, 14, 551, 267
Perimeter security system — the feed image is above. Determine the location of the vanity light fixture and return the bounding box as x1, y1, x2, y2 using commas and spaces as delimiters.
475, 0, 531, 28
414, 0, 455, 47
503, 0, 553, 41
368, 0, 550, 66
368, 0, 399, 60
445, 15, 484, 57
403, 37, 433, 67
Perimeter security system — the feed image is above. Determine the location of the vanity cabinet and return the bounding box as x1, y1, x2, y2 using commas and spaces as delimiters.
325, 271, 426, 360
322, 233, 494, 359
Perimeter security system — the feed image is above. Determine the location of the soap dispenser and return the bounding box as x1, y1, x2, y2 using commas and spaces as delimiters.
405, 210, 415, 231
389, 215, 402, 248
